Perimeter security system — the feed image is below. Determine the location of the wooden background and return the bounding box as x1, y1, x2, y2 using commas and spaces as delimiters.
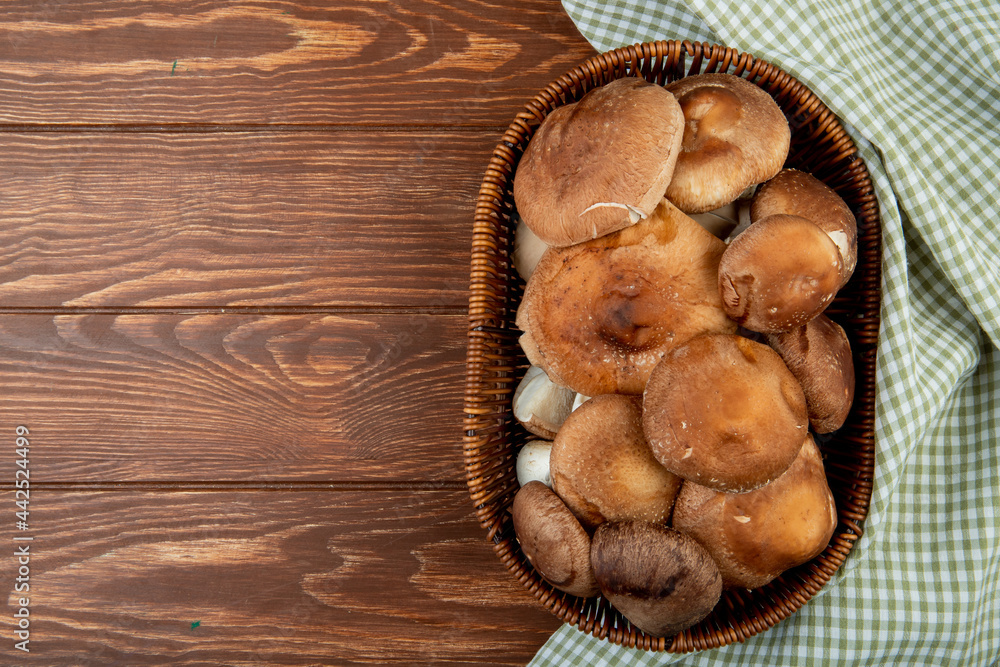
0, 2, 597, 664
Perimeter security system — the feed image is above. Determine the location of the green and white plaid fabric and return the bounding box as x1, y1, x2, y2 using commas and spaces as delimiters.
530, 1, 1000, 665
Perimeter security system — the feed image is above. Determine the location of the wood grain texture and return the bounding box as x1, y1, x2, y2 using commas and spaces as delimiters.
0, 0, 594, 126
0, 313, 471, 482
0, 0, 594, 661
0, 131, 498, 308
0, 488, 560, 665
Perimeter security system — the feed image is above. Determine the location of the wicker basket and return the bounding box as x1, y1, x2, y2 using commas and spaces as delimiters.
464, 40, 879, 652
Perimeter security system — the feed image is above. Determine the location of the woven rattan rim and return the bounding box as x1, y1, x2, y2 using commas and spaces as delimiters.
463, 40, 880, 652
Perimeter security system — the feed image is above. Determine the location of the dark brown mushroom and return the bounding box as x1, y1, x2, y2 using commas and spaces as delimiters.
767, 314, 855, 433
591, 520, 722, 637
511, 481, 599, 598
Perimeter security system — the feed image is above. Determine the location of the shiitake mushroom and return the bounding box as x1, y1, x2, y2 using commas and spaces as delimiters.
511, 481, 599, 598
664, 73, 790, 215
767, 314, 855, 434
672, 435, 838, 589
513, 77, 685, 248
751, 168, 858, 283
642, 333, 808, 493
550, 394, 682, 530
718, 214, 844, 334
590, 520, 722, 637
516, 198, 735, 397
508, 74, 852, 631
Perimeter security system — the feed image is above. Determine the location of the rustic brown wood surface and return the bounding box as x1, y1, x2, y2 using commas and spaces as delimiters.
0, 313, 470, 482
0, 1, 596, 664
0, 132, 491, 308
6, 488, 560, 665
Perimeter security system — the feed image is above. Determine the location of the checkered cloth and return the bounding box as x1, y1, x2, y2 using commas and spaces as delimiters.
529, 1, 1000, 665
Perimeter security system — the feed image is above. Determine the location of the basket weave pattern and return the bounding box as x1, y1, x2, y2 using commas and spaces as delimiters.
464, 40, 880, 652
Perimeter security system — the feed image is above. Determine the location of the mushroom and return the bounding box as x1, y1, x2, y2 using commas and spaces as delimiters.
512, 366, 575, 439
717, 213, 844, 333
671, 435, 838, 589
642, 333, 808, 493
688, 201, 739, 238
767, 314, 855, 433
513, 77, 685, 247
752, 169, 858, 285
664, 73, 790, 214
516, 440, 553, 487
512, 216, 548, 281
518, 331, 545, 369
723, 197, 755, 243
511, 481, 599, 597
688, 199, 745, 239
688, 184, 757, 239
590, 520, 722, 637
550, 394, 682, 530
516, 198, 736, 396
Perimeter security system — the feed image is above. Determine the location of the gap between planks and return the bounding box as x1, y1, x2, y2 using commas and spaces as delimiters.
24, 480, 469, 491
0, 305, 469, 316
0, 124, 511, 133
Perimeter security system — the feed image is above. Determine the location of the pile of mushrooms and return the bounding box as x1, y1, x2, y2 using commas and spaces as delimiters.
508, 73, 854, 638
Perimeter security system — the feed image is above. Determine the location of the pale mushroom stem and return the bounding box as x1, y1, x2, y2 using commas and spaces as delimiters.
690, 191, 755, 241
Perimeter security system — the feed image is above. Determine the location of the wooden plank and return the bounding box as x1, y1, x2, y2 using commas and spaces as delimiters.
0, 0, 595, 126
0, 488, 560, 665
0, 130, 493, 308
0, 312, 477, 483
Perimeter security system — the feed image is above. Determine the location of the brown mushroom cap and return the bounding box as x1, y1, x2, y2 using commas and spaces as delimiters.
591, 520, 722, 637
518, 331, 545, 369
664, 73, 790, 214
718, 213, 844, 333
511, 481, 599, 598
550, 394, 683, 530
767, 314, 855, 433
643, 333, 808, 493
672, 435, 838, 589
513, 77, 685, 247
516, 198, 736, 396
752, 169, 858, 284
